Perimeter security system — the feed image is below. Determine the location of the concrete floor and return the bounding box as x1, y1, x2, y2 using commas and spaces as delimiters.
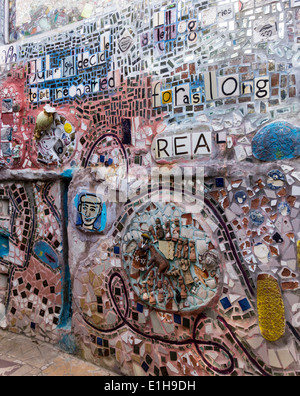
0, 329, 119, 376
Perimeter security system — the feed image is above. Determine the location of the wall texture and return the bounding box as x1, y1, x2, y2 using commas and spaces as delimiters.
0, 0, 5, 44
0, 0, 300, 376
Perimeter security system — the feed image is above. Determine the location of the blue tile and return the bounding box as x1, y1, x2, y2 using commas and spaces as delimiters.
114, 246, 120, 254
0, 234, 9, 257
141, 361, 149, 372
220, 297, 232, 310
173, 314, 181, 324
136, 303, 143, 313
215, 178, 224, 188
97, 337, 103, 346
238, 298, 251, 312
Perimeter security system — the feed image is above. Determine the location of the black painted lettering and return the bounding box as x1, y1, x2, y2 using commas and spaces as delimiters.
174, 136, 189, 156
193, 133, 211, 155
157, 139, 170, 158
221, 77, 238, 96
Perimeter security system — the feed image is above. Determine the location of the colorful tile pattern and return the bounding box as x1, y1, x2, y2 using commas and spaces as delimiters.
0, 0, 299, 377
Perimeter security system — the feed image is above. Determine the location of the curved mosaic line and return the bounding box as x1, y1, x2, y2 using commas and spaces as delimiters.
79, 270, 273, 376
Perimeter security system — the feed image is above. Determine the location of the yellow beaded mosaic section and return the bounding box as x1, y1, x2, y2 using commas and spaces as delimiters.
257, 274, 286, 342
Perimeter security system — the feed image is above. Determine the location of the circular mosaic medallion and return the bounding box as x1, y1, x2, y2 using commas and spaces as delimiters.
122, 201, 222, 313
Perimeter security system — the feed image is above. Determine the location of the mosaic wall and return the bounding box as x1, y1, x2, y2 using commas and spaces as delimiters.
0, 0, 4, 45
9, 0, 128, 41
0, 0, 300, 376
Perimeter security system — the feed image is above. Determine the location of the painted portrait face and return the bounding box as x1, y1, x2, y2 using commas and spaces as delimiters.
78, 194, 102, 230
